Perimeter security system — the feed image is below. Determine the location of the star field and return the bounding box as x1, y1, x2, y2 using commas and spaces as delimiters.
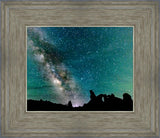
27, 27, 133, 107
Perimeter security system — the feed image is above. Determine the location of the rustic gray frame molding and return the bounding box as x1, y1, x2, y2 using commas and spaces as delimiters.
1, 1, 159, 137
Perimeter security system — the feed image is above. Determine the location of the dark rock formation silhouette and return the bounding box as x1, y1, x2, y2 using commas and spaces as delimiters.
68, 101, 73, 110
90, 90, 96, 100
27, 90, 133, 111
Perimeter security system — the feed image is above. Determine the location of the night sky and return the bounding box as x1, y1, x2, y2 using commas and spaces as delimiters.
27, 27, 133, 107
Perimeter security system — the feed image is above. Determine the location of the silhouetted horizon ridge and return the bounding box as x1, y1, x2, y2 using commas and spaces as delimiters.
27, 90, 133, 111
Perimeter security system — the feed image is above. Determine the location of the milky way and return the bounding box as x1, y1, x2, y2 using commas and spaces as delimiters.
27, 27, 133, 107
27, 27, 85, 106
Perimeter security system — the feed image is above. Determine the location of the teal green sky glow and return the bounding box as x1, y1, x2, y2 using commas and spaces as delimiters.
27, 27, 133, 106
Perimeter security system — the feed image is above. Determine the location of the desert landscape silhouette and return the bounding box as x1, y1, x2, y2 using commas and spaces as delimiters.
27, 90, 133, 111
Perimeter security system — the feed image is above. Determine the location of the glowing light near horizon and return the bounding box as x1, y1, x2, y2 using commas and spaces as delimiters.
72, 103, 80, 107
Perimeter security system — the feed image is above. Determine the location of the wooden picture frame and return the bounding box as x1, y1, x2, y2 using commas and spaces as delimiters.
1, 1, 159, 137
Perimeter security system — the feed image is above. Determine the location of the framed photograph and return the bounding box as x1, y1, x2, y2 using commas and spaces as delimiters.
27, 26, 133, 111
1, 1, 159, 137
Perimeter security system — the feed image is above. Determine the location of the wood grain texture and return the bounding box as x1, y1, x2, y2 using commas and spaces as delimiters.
1, 1, 159, 137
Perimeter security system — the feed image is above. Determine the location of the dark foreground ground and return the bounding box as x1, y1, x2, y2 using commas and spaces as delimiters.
27, 90, 133, 111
